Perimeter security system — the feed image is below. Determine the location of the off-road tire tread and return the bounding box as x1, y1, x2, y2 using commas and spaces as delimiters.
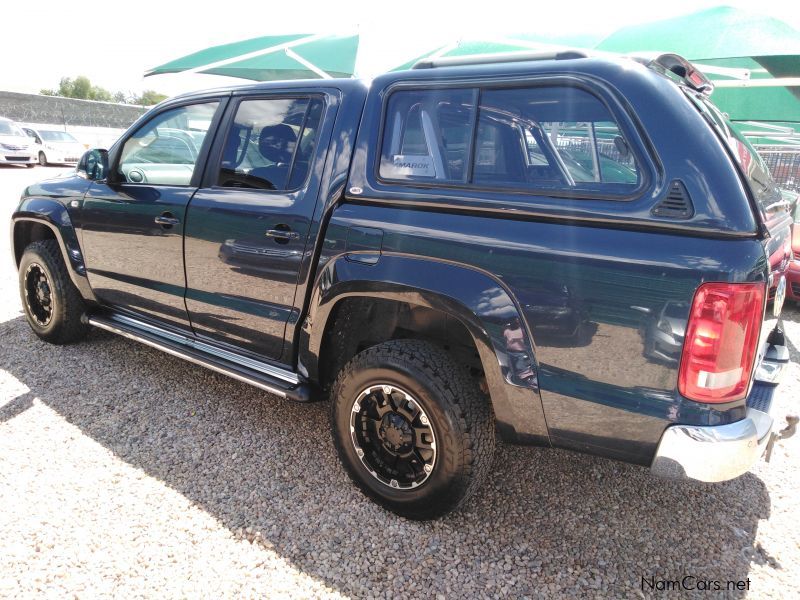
331, 339, 495, 519
20, 240, 88, 344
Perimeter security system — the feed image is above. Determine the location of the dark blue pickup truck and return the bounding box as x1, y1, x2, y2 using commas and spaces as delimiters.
10, 52, 796, 519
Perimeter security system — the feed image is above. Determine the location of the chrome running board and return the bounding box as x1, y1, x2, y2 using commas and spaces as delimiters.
88, 312, 311, 402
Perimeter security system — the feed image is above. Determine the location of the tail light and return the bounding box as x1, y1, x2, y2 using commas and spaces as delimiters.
679, 282, 765, 403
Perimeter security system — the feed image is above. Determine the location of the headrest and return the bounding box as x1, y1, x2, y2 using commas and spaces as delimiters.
259, 124, 297, 164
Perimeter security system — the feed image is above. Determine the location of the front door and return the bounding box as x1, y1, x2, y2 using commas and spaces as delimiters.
80, 100, 223, 331
184, 94, 329, 360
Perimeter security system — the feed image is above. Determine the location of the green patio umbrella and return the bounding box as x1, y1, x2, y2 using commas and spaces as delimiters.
593, 7, 800, 123
595, 6, 800, 59
145, 33, 359, 81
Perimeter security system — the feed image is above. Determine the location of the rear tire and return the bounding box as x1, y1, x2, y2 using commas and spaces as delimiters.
18, 240, 89, 344
330, 339, 495, 519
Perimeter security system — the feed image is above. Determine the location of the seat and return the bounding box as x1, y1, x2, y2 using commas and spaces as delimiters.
249, 124, 297, 190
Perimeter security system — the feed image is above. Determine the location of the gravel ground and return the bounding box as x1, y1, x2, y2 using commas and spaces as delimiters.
1, 165, 799, 598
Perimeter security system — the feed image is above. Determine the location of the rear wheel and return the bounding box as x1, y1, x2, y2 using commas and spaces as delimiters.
18, 240, 89, 344
38, 152, 47, 166
330, 339, 495, 519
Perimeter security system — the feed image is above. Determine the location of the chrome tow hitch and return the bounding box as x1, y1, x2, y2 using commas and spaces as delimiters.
765, 415, 798, 462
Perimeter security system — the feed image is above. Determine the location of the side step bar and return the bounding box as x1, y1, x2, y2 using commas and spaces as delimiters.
88, 313, 312, 402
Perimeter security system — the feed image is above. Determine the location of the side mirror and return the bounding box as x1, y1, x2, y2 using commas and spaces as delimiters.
77, 149, 109, 181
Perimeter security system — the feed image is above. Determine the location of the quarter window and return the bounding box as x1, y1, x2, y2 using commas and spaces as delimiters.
117, 102, 218, 186
379, 88, 477, 182
218, 97, 323, 191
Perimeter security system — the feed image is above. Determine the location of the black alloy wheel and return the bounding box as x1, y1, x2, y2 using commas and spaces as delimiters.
23, 262, 54, 326
18, 240, 88, 344
331, 339, 495, 519
350, 383, 437, 490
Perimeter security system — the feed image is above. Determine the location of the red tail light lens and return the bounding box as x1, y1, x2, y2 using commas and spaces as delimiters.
679, 282, 765, 403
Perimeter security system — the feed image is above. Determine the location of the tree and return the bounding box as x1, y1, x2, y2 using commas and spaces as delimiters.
90, 86, 113, 102
38, 76, 167, 106
131, 90, 168, 106
69, 76, 92, 99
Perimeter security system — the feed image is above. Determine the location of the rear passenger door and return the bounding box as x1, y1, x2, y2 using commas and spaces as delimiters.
184, 93, 330, 360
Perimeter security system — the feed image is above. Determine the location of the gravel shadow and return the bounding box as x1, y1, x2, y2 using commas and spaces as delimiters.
0, 314, 775, 598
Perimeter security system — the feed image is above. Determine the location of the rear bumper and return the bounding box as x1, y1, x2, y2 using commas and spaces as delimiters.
650, 407, 774, 482
651, 344, 790, 482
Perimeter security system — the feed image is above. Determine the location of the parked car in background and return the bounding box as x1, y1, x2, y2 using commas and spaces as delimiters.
0, 117, 36, 167
787, 200, 800, 306
21, 126, 85, 166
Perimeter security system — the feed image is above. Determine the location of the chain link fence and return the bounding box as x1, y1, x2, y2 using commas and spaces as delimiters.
753, 145, 800, 193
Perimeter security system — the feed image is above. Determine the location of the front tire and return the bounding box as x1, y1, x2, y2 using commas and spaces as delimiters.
38, 151, 48, 166
331, 340, 495, 519
18, 240, 89, 344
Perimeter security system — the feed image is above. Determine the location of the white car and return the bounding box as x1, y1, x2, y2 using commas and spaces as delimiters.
0, 118, 36, 167
21, 127, 85, 166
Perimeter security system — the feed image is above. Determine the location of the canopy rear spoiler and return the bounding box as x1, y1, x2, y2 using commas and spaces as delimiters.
630, 53, 715, 95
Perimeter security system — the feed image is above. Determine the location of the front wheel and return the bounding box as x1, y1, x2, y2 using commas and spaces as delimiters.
330, 339, 495, 519
38, 152, 47, 166
18, 240, 89, 344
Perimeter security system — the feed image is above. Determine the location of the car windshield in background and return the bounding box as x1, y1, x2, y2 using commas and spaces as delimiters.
40, 131, 79, 142
0, 122, 25, 136
117, 102, 219, 186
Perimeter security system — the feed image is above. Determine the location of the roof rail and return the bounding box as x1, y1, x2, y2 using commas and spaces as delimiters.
409, 48, 715, 95
411, 49, 589, 70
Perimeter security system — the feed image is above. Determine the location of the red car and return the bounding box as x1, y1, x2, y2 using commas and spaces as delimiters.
787, 202, 800, 305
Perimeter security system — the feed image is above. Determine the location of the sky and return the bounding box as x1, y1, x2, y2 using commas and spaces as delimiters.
3, 0, 799, 99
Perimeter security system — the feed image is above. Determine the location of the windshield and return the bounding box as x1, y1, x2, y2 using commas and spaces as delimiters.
40, 130, 79, 142
0, 121, 25, 137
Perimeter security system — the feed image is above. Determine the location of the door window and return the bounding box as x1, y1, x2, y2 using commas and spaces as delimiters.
218, 97, 324, 191
117, 102, 219, 186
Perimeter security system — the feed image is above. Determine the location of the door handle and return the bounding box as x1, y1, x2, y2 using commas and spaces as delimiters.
154, 213, 180, 228
266, 228, 300, 241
